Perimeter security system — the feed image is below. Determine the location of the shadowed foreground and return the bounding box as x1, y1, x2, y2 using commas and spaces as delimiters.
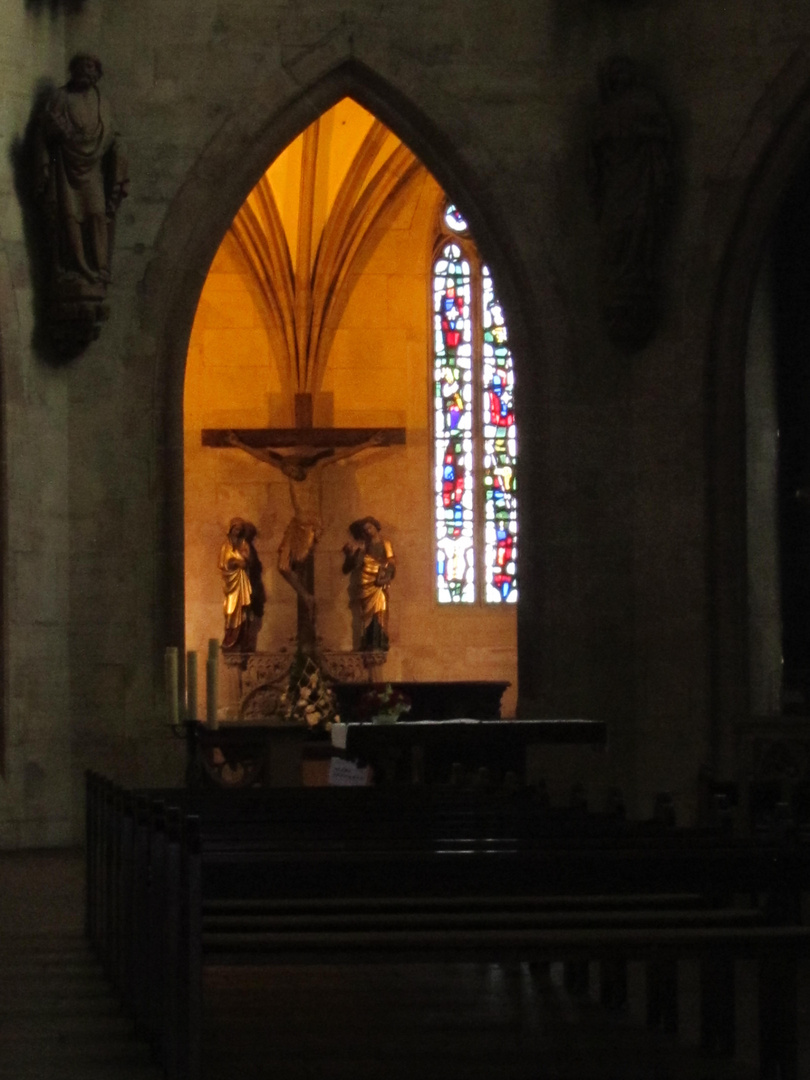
0, 849, 755, 1080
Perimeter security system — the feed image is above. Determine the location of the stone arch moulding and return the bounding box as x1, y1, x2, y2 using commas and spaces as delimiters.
707, 43, 810, 776
0, 239, 19, 781
143, 56, 564, 709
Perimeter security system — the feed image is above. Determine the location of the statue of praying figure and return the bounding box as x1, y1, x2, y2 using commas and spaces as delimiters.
342, 516, 396, 651
218, 517, 252, 651
225, 430, 385, 618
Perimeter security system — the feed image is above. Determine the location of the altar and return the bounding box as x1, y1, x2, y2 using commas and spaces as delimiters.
185, 713, 606, 789
331, 717, 607, 785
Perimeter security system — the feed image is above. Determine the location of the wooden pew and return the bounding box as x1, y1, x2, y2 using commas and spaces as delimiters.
84, 773, 810, 1080
173, 819, 810, 1080
87, 770, 714, 973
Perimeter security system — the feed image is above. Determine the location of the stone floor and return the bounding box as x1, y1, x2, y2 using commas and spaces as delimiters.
203, 960, 758, 1080
0, 849, 757, 1080
0, 849, 160, 1080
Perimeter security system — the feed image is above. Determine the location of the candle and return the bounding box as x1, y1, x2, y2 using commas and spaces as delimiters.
164, 646, 179, 726
208, 637, 219, 661
186, 651, 198, 721
206, 654, 219, 729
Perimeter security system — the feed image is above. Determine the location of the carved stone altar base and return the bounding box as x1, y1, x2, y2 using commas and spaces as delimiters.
223, 649, 387, 721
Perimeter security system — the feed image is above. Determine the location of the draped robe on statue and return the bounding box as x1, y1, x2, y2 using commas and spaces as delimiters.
38, 78, 127, 279
219, 538, 252, 648
357, 538, 395, 650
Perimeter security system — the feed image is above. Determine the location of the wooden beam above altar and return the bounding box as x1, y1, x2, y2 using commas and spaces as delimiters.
202, 427, 406, 449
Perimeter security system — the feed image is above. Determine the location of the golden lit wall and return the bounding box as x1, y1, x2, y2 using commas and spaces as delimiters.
184, 101, 517, 716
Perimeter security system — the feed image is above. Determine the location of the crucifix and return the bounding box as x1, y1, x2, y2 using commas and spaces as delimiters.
203, 392, 405, 654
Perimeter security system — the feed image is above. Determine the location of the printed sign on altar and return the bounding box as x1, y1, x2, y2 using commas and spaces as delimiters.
328, 756, 371, 786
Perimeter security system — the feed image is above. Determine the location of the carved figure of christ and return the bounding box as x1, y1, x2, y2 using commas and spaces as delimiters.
203, 423, 405, 651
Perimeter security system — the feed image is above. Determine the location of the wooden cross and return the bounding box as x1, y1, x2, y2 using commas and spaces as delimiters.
203, 392, 405, 653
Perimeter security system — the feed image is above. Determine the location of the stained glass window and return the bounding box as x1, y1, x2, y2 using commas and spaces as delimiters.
434, 243, 475, 603
444, 204, 469, 234
432, 210, 518, 604
481, 266, 518, 603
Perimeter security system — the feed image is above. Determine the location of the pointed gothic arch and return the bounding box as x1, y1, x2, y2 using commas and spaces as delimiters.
707, 44, 810, 773
0, 233, 27, 782
140, 57, 566, 712
0, 247, 9, 778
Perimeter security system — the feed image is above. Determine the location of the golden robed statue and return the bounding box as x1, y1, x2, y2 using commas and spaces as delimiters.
342, 516, 396, 651
219, 518, 252, 650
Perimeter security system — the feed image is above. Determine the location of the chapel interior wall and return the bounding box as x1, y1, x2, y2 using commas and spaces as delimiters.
0, 1, 806, 845
0, 8, 74, 848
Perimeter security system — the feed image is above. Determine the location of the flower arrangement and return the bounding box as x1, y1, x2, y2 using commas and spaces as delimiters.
279, 654, 340, 732
356, 683, 411, 723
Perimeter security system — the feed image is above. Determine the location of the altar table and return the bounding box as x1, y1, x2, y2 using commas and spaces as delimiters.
330, 718, 607, 785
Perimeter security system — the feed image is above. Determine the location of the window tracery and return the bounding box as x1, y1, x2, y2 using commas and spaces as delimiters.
433, 205, 518, 604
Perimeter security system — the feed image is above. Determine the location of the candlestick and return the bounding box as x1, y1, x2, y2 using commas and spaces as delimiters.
186, 651, 198, 721
164, 646, 179, 726
206, 654, 218, 729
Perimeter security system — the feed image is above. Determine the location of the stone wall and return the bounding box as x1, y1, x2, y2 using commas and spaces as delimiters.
0, 1, 809, 843
0, 9, 71, 846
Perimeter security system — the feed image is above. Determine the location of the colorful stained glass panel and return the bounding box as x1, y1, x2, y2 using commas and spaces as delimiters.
444, 204, 469, 234
434, 243, 474, 603
481, 265, 518, 603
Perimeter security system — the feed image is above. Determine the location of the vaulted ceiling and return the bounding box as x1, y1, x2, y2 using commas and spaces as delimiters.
227, 98, 427, 394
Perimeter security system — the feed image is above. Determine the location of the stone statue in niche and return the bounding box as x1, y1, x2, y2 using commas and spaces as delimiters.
218, 517, 264, 652
342, 517, 396, 651
34, 53, 128, 356
590, 56, 675, 351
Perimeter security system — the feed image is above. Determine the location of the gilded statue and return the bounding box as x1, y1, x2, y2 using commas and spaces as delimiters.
241, 521, 265, 652
342, 517, 396, 651
35, 54, 128, 354
219, 518, 252, 651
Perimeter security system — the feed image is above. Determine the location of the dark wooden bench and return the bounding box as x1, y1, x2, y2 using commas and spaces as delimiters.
84, 772, 810, 1080
87, 773, 728, 983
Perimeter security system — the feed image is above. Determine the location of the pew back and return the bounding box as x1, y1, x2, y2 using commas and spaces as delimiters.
84, 772, 810, 1080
